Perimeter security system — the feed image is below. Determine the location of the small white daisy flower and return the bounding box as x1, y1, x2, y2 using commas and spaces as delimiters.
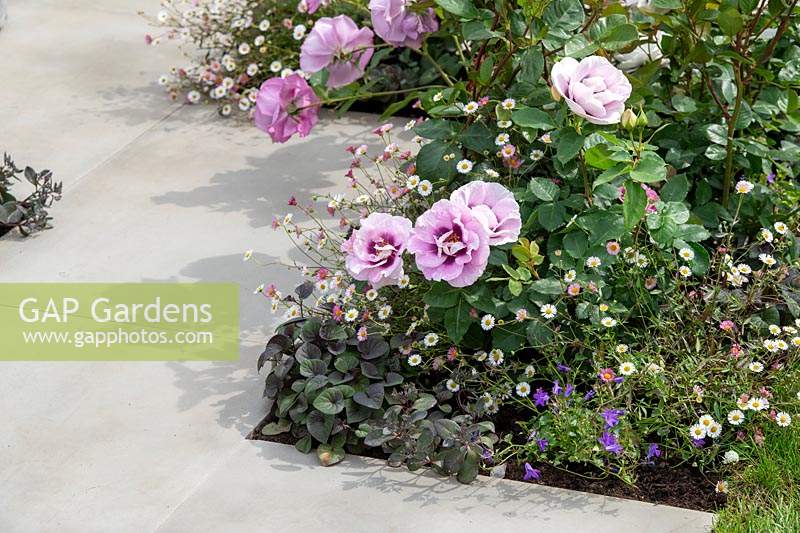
495, 133, 510, 146
497, 120, 512, 129
769, 324, 782, 335
456, 159, 474, 174
462, 101, 479, 114
776, 412, 792, 427
515, 308, 529, 321
398, 275, 410, 289
377, 305, 392, 320
749, 361, 764, 373
423, 333, 439, 347
707, 422, 722, 439
365, 289, 378, 301
774, 221, 788, 234
678, 247, 695, 261
524, 365, 535, 378
615, 344, 629, 354
564, 270, 577, 282
417, 180, 433, 196
446, 379, 460, 393
344, 309, 359, 322
515, 381, 531, 397
243, 249, 253, 261
487, 348, 504, 366
601, 317, 617, 328
689, 424, 707, 439
735, 180, 754, 194
406, 174, 420, 188
678, 265, 692, 278
407, 354, 422, 366
481, 314, 496, 331
530, 149, 544, 161
759, 253, 777, 266
715, 480, 728, 494
727, 410, 745, 426
585, 256, 602, 268
540, 304, 557, 320
747, 397, 769, 411
501, 98, 516, 110
619, 362, 636, 375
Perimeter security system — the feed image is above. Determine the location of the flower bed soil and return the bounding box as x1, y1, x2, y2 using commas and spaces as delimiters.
249, 415, 724, 513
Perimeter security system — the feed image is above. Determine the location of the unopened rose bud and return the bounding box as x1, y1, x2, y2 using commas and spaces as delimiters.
621, 108, 637, 131
637, 109, 649, 128
550, 84, 561, 102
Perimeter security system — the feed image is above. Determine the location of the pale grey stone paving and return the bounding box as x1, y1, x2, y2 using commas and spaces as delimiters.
157, 440, 715, 533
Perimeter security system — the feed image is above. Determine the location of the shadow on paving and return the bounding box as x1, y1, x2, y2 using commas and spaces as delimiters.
149, 111, 415, 229
144, 251, 301, 438
253, 441, 622, 520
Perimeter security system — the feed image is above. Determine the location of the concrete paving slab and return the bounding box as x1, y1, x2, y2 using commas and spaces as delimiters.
0, 0, 183, 185
157, 440, 715, 533
0, 106, 411, 532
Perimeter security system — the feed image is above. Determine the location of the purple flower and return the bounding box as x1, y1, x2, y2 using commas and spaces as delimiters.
563, 384, 574, 397
691, 438, 706, 448
407, 199, 491, 287
556, 363, 571, 373
532, 388, 550, 407
481, 446, 493, 462
341, 212, 412, 288
523, 463, 541, 481
584, 389, 596, 401
598, 431, 623, 456
552, 380, 562, 396
645, 443, 662, 463
369, 0, 438, 49
551, 56, 632, 125
254, 75, 320, 143
537, 438, 549, 452
450, 181, 521, 246
300, 16, 374, 88
601, 408, 625, 428
767, 171, 776, 184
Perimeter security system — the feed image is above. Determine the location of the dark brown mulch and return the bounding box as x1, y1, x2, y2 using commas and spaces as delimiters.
249, 416, 724, 513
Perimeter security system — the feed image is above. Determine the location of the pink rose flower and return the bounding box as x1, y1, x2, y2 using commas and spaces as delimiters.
551, 56, 632, 125
300, 15, 374, 88
450, 181, 521, 246
368, 0, 438, 49
408, 200, 490, 287
254, 74, 320, 143
341, 212, 413, 288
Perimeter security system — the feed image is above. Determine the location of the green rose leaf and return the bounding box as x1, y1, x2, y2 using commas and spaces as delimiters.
529, 177, 560, 201
444, 299, 472, 344
563, 231, 588, 258
630, 151, 667, 183
556, 129, 585, 164
623, 180, 647, 230
538, 202, 567, 231
416, 140, 457, 180
435, 0, 479, 19
512, 107, 556, 130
